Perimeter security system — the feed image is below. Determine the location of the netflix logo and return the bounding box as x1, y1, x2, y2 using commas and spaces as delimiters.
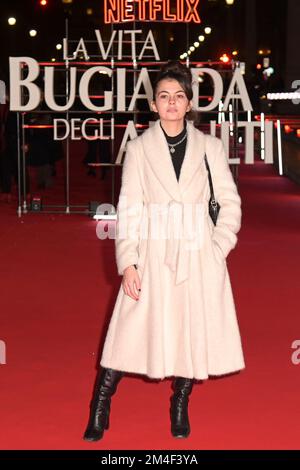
104, 0, 201, 24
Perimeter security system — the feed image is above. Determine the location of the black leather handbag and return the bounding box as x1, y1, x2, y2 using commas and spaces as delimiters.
204, 153, 220, 226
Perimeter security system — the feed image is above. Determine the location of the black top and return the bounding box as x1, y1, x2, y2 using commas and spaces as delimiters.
160, 120, 187, 181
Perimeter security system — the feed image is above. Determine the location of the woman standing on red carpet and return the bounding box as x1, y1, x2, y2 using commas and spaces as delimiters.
83, 60, 245, 441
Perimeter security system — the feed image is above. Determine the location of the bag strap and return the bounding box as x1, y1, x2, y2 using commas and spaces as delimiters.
204, 147, 217, 204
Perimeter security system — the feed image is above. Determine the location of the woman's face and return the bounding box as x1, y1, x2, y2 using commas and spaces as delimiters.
151, 78, 192, 123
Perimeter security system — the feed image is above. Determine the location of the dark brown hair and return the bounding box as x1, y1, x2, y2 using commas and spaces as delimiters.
153, 60, 196, 121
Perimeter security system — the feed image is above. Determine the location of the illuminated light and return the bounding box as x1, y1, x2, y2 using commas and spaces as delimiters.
232, 50, 238, 56
198, 35, 205, 42
8, 17, 16, 25
190, 46, 195, 52
51, 58, 56, 62
29, 30, 37, 37
56, 43, 62, 50
194, 41, 199, 47
258, 49, 264, 55
218, 100, 224, 124
229, 103, 234, 135
40, 0, 47, 5
239, 61, 246, 75
297, 129, 300, 138
263, 66, 274, 77
62, 0, 73, 3
188, 51, 191, 55
86, 8, 93, 15
277, 120, 283, 176
260, 112, 265, 160
220, 54, 230, 63
204, 27, 211, 34
104, 0, 201, 24
226, 0, 235, 4
169, 36, 174, 42
256, 64, 262, 70
284, 125, 292, 134
267, 49, 271, 54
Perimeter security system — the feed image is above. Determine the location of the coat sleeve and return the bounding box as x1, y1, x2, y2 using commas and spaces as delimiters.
208, 136, 242, 259
115, 139, 144, 276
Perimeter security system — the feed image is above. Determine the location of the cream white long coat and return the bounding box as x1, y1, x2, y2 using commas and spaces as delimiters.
100, 119, 245, 380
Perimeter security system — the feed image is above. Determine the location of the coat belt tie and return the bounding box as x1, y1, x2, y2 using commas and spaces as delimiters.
164, 199, 208, 284
164, 200, 187, 285
164, 200, 207, 286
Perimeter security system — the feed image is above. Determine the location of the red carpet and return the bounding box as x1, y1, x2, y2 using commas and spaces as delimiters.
0, 153, 300, 450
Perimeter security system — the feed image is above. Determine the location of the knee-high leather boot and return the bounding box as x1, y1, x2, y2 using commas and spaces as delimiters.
170, 376, 194, 438
83, 367, 124, 442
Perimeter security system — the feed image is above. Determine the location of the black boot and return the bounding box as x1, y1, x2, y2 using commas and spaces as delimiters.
170, 377, 194, 438
83, 367, 124, 442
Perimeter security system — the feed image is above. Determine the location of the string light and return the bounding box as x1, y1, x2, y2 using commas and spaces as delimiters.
180, 26, 212, 60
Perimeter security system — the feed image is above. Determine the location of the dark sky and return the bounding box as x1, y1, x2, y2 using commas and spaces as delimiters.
0, 0, 287, 84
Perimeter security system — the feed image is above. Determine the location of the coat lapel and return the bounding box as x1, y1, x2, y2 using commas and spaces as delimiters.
141, 119, 206, 201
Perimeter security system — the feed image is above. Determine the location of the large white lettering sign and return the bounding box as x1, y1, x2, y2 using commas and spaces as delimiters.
8, 29, 273, 164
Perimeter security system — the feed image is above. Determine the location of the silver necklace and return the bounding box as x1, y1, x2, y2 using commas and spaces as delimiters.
167, 132, 187, 154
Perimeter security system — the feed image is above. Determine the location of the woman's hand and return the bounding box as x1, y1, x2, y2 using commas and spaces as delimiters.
122, 265, 141, 301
